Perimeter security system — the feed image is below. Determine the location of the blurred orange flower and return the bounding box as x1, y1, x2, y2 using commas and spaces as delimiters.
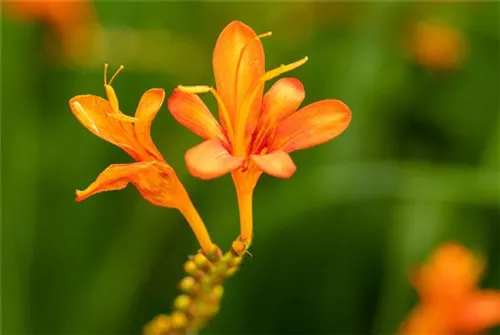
168, 21, 351, 243
400, 243, 500, 335
406, 21, 467, 71
69, 65, 214, 253
3, 0, 97, 61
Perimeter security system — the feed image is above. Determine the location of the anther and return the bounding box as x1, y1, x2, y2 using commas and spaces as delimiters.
257, 31, 272, 39
261, 56, 308, 82
177, 85, 211, 94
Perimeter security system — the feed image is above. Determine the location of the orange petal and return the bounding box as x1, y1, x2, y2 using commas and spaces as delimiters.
69, 95, 142, 160
273, 99, 351, 153
250, 151, 296, 178
168, 88, 224, 141
134, 88, 165, 161
262, 77, 305, 122
213, 21, 265, 123
76, 161, 186, 208
456, 291, 500, 332
399, 306, 448, 335
414, 243, 485, 302
185, 139, 244, 180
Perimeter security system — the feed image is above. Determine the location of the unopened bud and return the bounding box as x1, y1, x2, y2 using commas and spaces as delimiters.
171, 311, 188, 329
174, 295, 191, 312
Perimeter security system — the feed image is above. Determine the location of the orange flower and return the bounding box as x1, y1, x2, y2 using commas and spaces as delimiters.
69, 65, 214, 254
3, 0, 97, 61
400, 243, 500, 335
168, 21, 351, 243
406, 21, 467, 71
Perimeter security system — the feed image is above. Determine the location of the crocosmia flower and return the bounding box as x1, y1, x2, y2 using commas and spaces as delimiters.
400, 243, 500, 335
69, 65, 214, 253
3, 0, 97, 61
168, 21, 351, 243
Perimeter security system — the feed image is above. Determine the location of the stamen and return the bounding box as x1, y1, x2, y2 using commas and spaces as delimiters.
177, 85, 236, 145
177, 85, 211, 94
261, 56, 308, 82
104, 63, 108, 86
256, 31, 272, 39
108, 65, 124, 85
232, 31, 272, 130
108, 113, 138, 123
234, 56, 309, 155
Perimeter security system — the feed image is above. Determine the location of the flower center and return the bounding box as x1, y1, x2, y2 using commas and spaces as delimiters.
234, 56, 309, 157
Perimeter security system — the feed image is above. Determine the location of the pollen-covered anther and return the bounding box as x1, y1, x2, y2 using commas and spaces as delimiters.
177, 85, 211, 94
256, 31, 272, 39
261, 56, 309, 82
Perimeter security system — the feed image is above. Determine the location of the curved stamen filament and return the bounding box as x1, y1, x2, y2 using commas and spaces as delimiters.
234, 56, 309, 155
104, 64, 125, 114
105, 64, 124, 86
232, 31, 273, 125
177, 85, 236, 145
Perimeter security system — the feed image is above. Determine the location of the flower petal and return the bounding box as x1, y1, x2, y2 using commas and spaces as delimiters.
456, 291, 500, 332
414, 243, 485, 301
185, 139, 244, 180
168, 88, 224, 141
262, 77, 305, 123
251, 151, 296, 178
273, 99, 351, 153
134, 88, 165, 161
213, 21, 265, 122
69, 95, 142, 159
76, 161, 185, 208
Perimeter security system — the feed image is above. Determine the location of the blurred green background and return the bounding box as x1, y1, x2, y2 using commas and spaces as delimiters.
2, 1, 499, 334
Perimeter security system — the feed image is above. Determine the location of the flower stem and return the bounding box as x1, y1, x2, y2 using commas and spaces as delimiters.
235, 181, 254, 243
179, 200, 215, 255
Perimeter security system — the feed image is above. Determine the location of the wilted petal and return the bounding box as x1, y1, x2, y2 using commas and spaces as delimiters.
213, 21, 265, 122
76, 161, 185, 208
134, 88, 165, 161
69, 95, 142, 160
273, 99, 351, 153
251, 151, 296, 178
168, 89, 224, 141
185, 139, 244, 180
262, 77, 305, 122
456, 291, 500, 332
